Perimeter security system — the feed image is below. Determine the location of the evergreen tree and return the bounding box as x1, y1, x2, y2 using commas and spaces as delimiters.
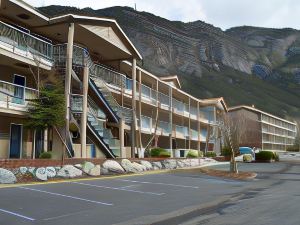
26, 84, 65, 130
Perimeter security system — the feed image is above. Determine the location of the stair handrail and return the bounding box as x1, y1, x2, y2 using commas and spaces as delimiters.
53, 44, 132, 122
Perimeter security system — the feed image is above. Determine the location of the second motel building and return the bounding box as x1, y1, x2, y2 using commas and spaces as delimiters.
0, 0, 227, 160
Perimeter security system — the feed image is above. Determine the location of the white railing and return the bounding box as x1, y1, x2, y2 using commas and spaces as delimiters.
0, 80, 37, 110
0, 20, 52, 60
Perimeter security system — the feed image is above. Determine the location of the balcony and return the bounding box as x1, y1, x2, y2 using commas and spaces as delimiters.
175, 125, 188, 139
140, 115, 152, 133
157, 121, 171, 136
191, 129, 199, 141
0, 21, 53, 65
190, 106, 198, 120
172, 98, 185, 115
0, 80, 37, 112
158, 92, 170, 110
199, 106, 215, 124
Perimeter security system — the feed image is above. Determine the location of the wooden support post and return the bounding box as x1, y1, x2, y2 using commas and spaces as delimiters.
81, 57, 89, 158
131, 58, 137, 158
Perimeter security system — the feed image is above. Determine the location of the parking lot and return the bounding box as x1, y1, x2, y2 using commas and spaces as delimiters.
0, 161, 299, 225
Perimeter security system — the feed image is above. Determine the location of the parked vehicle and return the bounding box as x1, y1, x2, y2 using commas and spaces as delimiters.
238, 147, 255, 161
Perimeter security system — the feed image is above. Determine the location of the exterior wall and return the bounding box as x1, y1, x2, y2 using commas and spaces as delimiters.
260, 113, 297, 151
0, 115, 33, 159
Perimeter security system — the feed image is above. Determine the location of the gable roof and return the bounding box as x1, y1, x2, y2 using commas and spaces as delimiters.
159, 75, 181, 89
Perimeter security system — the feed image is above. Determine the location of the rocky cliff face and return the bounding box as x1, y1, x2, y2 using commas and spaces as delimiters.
39, 6, 300, 120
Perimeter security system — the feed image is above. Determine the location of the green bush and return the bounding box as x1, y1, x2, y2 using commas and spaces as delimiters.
221, 146, 232, 157
150, 148, 170, 158
186, 150, 203, 158
255, 151, 274, 161
159, 151, 171, 158
205, 152, 216, 158
39, 152, 52, 159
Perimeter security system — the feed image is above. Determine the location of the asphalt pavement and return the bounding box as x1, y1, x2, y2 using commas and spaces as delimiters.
0, 159, 299, 225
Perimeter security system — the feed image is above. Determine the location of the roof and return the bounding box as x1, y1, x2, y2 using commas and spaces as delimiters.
1, 0, 142, 60
228, 105, 296, 125
159, 75, 181, 89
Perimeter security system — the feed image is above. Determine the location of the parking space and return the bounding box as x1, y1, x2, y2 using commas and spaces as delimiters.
0, 170, 252, 225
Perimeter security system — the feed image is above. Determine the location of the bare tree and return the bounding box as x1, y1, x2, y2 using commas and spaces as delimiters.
218, 111, 247, 173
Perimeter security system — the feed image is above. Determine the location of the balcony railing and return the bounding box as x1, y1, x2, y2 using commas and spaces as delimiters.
158, 121, 171, 135
173, 98, 185, 114
200, 106, 215, 123
0, 80, 37, 110
191, 129, 199, 140
158, 92, 170, 108
175, 125, 188, 137
0, 21, 53, 60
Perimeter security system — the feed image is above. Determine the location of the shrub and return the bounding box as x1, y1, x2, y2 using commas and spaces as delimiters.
243, 154, 252, 162
205, 152, 216, 158
159, 151, 171, 158
221, 146, 232, 157
39, 152, 52, 159
186, 150, 203, 158
255, 151, 274, 161
150, 148, 170, 158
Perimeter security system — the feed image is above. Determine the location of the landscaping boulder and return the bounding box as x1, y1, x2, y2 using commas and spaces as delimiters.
132, 162, 146, 172
74, 164, 82, 169
140, 160, 153, 170
35, 167, 48, 181
0, 168, 17, 184
88, 165, 101, 176
190, 159, 200, 167
28, 167, 36, 175
45, 167, 56, 178
102, 160, 125, 174
162, 159, 177, 169
57, 165, 82, 178
151, 161, 163, 170
19, 167, 28, 175
121, 159, 136, 173
82, 161, 95, 174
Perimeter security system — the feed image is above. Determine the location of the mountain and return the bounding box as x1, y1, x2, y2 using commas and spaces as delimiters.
39, 5, 300, 121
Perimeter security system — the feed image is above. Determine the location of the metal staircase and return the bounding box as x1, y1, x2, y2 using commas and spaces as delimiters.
53, 44, 132, 124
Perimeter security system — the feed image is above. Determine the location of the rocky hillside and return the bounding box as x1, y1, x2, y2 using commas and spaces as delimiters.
39, 6, 300, 121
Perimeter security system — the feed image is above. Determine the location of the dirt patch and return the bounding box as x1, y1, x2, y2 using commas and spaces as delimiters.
198, 168, 257, 180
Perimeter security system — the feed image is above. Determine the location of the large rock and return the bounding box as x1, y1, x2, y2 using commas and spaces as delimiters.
121, 159, 136, 173
102, 160, 125, 174
151, 161, 163, 170
19, 167, 28, 175
140, 160, 153, 170
0, 168, 17, 184
162, 159, 177, 169
35, 167, 48, 181
82, 161, 95, 174
190, 159, 200, 167
132, 162, 146, 172
57, 165, 82, 178
45, 167, 56, 178
88, 165, 101, 176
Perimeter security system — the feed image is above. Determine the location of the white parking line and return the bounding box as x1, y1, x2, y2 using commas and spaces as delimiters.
0, 208, 35, 221
18, 187, 113, 206
120, 184, 140, 189
117, 179, 200, 189
72, 181, 165, 196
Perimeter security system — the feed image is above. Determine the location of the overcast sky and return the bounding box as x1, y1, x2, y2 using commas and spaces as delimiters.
25, 0, 300, 30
